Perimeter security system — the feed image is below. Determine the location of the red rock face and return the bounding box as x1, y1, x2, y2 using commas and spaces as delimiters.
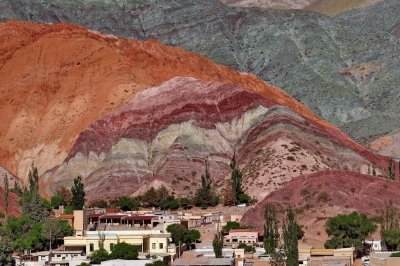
41, 77, 392, 205
0, 20, 329, 183
242, 170, 400, 246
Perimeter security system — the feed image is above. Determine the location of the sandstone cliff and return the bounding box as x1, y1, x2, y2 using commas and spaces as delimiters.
0, 0, 399, 156
0, 21, 322, 181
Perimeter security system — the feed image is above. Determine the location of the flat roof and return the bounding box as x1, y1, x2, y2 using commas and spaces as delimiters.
100, 214, 128, 219
87, 213, 103, 218
150, 234, 171, 238
172, 257, 233, 266
30, 250, 83, 256
229, 229, 258, 233
122, 215, 156, 221
56, 214, 74, 219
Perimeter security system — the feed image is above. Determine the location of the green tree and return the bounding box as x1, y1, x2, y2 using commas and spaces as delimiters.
157, 186, 172, 210
1, 214, 73, 253
166, 198, 180, 210
89, 200, 109, 208
194, 166, 218, 208
71, 176, 85, 210
58, 219, 74, 237
185, 229, 201, 244
166, 225, 200, 246
117, 196, 137, 211
223, 221, 241, 234
11, 180, 22, 196
3, 174, 9, 220
109, 242, 139, 260
42, 218, 60, 250
64, 206, 74, 214
21, 164, 48, 222
383, 230, 400, 251
21, 189, 48, 222
226, 153, 250, 205
178, 197, 193, 210
56, 185, 73, 206
230, 153, 243, 205
28, 163, 39, 192
50, 195, 64, 209
388, 157, 395, 180
238, 193, 251, 204
237, 243, 255, 253
4, 215, 45, 252
264, 203, 278, 255
0, 239, 13, 266
324, 212, 376, 252
167, 224, 188, 245
42, 218, 73, 250
283, 207, 299, 266
381, 201, 400, 250
142, 187, 158, 207
270, 246, 285, 266
213, 231, 223, 258
90, 248, 109, 264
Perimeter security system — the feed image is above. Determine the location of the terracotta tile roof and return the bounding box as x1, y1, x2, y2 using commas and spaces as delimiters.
99, 214, 127, 220
56, 214, 74, 219
87, 213, 103, 218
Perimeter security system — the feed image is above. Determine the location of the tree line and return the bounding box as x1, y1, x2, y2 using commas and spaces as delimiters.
89, 154, 252, 211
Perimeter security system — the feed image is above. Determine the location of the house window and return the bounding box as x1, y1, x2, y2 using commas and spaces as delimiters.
159, 243, 164, 249
90, 243, 94, 252
152, 243, 156, 250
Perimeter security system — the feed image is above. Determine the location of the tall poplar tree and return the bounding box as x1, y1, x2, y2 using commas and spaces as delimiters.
381, 201, 400, 250
230, 152, 243, 205
283, 207, 299, 266
71, 176, 85, 210
3, 174, 9, 220
194, 165, 218, 208
264, 203, 278, 255
21, 163, 48, 222
213, 231, 223, 258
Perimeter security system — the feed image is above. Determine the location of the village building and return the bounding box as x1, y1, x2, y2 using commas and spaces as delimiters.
364, 240, 383, 252
370, 251, 400, 266
172, 252, 234, 266
224, 229, 259, 246
14, 250, 89, 266
55, 213, 74, 227
62, 210, 177, 257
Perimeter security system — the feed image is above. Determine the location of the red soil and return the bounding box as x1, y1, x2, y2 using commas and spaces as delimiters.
242, 170, 400, 246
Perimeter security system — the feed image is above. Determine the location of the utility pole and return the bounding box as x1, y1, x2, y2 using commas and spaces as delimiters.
178, 240, 181, 258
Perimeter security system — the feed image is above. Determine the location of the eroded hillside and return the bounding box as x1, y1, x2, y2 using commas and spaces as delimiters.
0, 0, 399, 156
